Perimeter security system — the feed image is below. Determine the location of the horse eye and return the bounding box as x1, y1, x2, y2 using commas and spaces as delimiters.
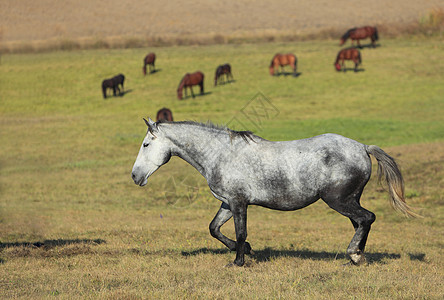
143, 143, 149, 148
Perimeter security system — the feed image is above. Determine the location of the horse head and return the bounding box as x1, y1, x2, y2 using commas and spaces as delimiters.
335, 63, 341, 71
131, 118, 172, 186
269, 66, 275, 76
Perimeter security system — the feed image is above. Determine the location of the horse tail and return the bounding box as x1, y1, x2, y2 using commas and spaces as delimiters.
293, 54, 298, 73
200, 72, 205, 93
366, 145, 420, 218
373, 27, 379, 41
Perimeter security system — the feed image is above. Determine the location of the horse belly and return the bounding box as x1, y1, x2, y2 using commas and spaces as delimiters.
251, 193, 319, 211
247, 171, 321, 211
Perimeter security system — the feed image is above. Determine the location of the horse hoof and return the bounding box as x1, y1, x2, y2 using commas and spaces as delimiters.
349, 253, 367, 266
224, 261, 243, 268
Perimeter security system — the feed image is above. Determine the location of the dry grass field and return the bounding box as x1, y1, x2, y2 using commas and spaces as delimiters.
1, 0, 443, 51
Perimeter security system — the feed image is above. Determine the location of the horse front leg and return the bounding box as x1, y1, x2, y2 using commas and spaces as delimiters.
231, 203, 248, 266
210, 202, 252, 254
190, 86, 195, 98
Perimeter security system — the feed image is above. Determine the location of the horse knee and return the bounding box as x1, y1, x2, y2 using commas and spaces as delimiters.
209, 222, 220, 238
365, 212, 376, 226
354, 212, 375, 228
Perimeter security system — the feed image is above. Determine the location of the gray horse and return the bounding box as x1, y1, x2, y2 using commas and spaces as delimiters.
131, 119, 418, 266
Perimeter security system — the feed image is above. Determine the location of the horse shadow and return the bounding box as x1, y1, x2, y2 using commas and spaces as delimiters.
181, 91, 213, 100
118, 89, 133, 97
358, 44, 381, 49
339, 68, 365, 73
181, 247, 423, 265
149, 69, 162, 74
216, 79, 236, 86
0, 238, 106, 250
275, 72, 302, 77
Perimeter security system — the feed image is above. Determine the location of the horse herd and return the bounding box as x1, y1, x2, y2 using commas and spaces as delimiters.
101, 26, 379, 117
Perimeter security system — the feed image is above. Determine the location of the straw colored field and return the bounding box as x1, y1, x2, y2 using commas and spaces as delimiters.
1, 0, 443, 44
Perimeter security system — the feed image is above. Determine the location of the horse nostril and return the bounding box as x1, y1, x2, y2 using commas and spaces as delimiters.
131, 172, 136, 180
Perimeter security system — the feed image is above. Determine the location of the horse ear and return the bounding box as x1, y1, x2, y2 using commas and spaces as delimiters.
143, 117, 158, 135
143, 117, 156, 128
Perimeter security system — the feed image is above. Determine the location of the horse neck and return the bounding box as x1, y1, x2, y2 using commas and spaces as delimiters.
161, 123, 237, 177
335, 52, 341, 64
177, 78, 185, 92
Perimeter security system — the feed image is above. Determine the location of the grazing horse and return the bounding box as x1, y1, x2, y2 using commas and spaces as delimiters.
102, 74, 125, 99
269, 53, 297, 76
156, 108, 173, 122
340, 26, 379, 47
132, 119, 419, 267
214, 63, 234, 86
177, 71, 204, 100
335, 48, 362, 72
143, 53, 156, 75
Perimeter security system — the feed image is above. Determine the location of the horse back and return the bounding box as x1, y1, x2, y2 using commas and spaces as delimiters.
190, 71, 204, 85
339, 48, 359, 59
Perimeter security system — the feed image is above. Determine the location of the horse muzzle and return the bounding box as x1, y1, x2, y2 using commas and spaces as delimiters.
131, 170, 148, 186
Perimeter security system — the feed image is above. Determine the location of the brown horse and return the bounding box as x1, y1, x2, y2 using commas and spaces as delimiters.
334, 48, 362, 72
156, 108, 173, 122
269, 53, 297, 76
177, 71, 204, 100
214, 63, 234, 86
143, 53, 156, 75
340, 26, 379, 47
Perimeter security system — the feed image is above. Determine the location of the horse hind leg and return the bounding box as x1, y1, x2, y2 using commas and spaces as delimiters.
209, 202, 252, 254
322, 192, 375, 265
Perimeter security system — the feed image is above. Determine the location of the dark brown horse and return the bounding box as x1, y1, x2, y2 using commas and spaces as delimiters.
156, 108, 173, 122
143, 53, 156, 75
269, 53, 297, 76
340, 26, 379, 47
214, 64, 233, 86
177, 71, 204, 100
102, 74, 125, 99
334, 48, 362, 72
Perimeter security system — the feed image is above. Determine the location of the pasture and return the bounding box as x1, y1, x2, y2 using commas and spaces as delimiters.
1, 37, 443, 298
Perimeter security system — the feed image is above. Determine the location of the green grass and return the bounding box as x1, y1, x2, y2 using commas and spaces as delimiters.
1, 37, 443, 299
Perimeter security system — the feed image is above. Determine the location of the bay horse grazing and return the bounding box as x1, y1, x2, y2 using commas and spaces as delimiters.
143, 53, 156, 75
335, 48, 362, 72
177, 71, 204, 100
214, 64, 233, 86
156, 108, 173, 122
102, 74, 125, 99
132, 119, 419, 267
340, 26, 379, 48
269, 53, 297, 76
